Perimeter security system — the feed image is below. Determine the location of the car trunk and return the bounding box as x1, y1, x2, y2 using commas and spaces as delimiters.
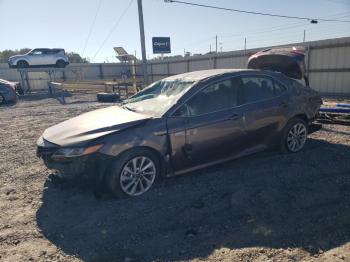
247, 47, 308, 85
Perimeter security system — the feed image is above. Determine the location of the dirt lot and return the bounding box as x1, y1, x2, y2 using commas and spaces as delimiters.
0, 94, 350, 262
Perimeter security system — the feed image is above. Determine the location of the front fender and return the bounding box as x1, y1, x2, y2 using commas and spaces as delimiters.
99, 119, 169, 158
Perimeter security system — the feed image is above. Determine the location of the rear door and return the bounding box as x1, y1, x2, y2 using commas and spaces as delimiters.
239, 75, 289, 149
166, 77, 246, 172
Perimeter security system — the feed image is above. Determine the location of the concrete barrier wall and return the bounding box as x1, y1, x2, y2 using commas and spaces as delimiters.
0, 37, 349, 96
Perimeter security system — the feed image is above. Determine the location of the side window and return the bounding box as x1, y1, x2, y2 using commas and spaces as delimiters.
274, 81, 287, 96
177, 78, 239, 116
32, 49, 43, 55
242, 76, 275, 103
41, 49, 50, 55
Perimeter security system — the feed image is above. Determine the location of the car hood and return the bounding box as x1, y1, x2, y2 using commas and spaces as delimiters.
9, 55, 25, 60
41, 105, 151, 147
247, 47, 306, 80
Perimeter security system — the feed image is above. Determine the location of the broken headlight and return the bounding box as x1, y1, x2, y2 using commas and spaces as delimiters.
52, 144, 104, 160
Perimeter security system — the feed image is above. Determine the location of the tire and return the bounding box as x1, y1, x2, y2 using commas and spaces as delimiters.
56, 60, 66, 68
280, 117, 308, 153
17, 60, 29, 68
97, 92, 120, 103
0, 94, 5, 105
106, 148, 160, 198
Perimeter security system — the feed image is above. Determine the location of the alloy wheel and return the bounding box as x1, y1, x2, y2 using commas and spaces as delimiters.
119, 156, 156, 196
286, 123, 307, 152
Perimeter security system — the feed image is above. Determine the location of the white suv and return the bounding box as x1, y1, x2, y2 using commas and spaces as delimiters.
8, 48, 69, 68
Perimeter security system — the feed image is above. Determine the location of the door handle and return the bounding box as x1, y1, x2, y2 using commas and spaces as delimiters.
229, 114, 241, 120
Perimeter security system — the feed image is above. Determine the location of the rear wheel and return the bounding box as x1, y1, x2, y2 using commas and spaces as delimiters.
281, 118, 308, 153
56, 60, 66, 68
106, 149, 159, 197
17, 60, 29, 68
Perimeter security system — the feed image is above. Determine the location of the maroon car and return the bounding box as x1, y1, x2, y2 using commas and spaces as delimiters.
37, 48, 322, 197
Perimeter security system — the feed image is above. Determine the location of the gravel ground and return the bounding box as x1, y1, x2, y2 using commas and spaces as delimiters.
0, 94, 350, 262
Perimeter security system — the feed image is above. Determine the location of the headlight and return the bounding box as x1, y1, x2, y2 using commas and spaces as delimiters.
37, 136, 45, 147
52, 144, 104, 160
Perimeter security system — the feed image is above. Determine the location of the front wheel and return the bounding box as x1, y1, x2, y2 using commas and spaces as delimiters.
17, 60, 29, 68
106, 149, 159, 197
56, 60, 67, 68
281, 118, 308, 153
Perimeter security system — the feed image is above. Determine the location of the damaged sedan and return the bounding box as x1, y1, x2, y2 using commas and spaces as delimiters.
37, 49, 322, 197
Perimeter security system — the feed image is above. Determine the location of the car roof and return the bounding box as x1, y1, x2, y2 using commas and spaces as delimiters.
32, 48, 65, 50
162, 69, 274, 82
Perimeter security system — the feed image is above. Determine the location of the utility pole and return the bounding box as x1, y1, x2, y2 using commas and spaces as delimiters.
244, 37, 247, 56
137, 0, 148, 86
210, 44, 211, 53
215, 35, 218, 53
303, 29, 306, 42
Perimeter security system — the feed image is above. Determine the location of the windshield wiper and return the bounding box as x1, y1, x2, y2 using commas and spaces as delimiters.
122, 105, 137, 112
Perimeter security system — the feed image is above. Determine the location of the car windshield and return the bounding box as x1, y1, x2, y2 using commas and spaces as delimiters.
122, 79, 194, 116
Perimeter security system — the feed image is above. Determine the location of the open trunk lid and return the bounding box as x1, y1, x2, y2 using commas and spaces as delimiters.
247, 47, 307, 81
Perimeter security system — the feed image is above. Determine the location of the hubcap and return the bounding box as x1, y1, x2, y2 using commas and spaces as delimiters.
287, 123, 307, 152
120, 156, 156, 196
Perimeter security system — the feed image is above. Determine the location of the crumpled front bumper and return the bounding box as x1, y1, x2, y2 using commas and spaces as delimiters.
37, 145, 113, 181
8, 60, 16, 68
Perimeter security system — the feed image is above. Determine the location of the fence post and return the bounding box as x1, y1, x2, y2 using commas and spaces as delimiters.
62, 70, 66, 81
150, 63, 154, 83
99, 64, 104, 79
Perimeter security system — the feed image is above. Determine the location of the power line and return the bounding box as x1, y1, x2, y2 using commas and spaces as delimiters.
92, 0, 134, 60
172, 12, 350, 53
165, 0, 350, 23
82, 0, 103, 57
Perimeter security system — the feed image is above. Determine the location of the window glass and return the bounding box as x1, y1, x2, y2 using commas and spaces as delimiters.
182, 78, 239, 116
242, 76, 275, 103
122, 80, 194, 116
274, 81, 287, 96
31, 49, 43, 55
41, 49, 50, 55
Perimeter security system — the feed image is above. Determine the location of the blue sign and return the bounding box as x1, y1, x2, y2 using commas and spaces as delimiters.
152, 37, 171, 54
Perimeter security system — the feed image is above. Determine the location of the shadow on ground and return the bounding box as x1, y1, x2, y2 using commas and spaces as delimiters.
36, 138, 350, 262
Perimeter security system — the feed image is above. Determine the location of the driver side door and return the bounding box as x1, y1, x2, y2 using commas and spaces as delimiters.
166, 77, 246, 174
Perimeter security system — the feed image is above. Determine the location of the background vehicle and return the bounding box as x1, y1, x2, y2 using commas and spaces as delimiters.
8, 48, 69, 68
0, 79, 21, 104
37, 63, 322, 197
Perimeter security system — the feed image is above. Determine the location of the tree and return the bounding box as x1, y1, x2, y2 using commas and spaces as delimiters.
0, 48, 31, 63
66, 52, 89, 63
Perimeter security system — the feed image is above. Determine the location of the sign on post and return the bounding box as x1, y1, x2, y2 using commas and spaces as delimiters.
152, 37, 171, 54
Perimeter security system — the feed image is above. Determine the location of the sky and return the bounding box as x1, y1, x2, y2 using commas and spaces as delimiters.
0, 0, 349, 62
